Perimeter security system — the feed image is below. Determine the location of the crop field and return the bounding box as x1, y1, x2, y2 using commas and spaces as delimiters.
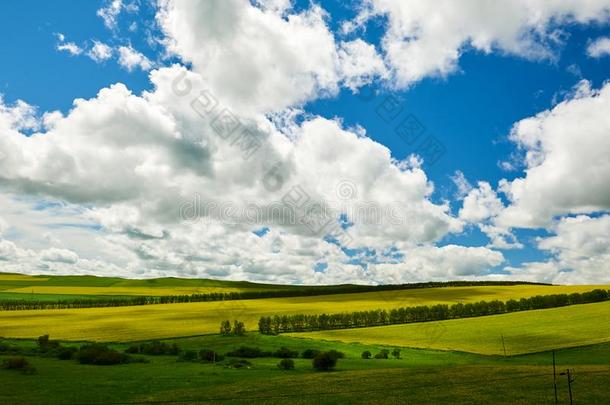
1, 284, 609, 342
289, 301, 610, 355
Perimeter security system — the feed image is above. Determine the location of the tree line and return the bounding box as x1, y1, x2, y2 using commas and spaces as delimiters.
258, 289, 610, 334
0, 281, 546, 311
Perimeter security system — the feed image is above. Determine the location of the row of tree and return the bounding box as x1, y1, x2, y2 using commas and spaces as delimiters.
0, 281, 546, 311
258, 289, 610, 334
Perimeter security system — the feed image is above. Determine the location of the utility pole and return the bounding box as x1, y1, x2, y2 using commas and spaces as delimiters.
552, 350, 558, 404
560, 369, 575, 405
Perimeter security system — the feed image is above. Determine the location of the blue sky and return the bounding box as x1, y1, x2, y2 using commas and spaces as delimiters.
1, 0, 610, 284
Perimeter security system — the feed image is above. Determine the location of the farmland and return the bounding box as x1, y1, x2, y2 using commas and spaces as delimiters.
2, 274, 610, 404
1, 281, 609, 341
288, 300, 610, 355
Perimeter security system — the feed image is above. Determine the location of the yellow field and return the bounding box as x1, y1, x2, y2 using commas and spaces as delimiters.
3, 286, 246, 296
0, 285, 607, 342
0, 274, 49, 282
289, 301, 610, 355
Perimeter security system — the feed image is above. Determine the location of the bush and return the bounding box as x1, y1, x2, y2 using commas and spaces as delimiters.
57, 347, 78, 360
76, 344, 130, 365
361, 350, 372, 359
391, 348, 401, 359
220, 320, 232, 336
312, 352, 338, 371
226, 346, 272, 358
301, 349, 320, 359
199, 349, 223, 362
179, 350, 198, 362
37, 335, 60, 353
1, 357, 35, 374
277, 358, 295, 370
328, 349, 345, 360
224, 359, 252, 369
125, 341, 179, 356
374, 349, 389, 359
274, 347, 299, 358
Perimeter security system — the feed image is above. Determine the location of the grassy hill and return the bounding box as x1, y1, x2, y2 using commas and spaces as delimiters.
289, 301, 610, 355
1, 284, 608, 342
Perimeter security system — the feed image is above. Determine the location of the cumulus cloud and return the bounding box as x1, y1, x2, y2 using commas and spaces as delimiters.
117, 45, 153, 71
497, 80, 610, 228
0, 63, 462, 282
504, 215, 610, 284
54, 33, 83, 56
87, 41, 113, 62
370, 245, 505, 283
40, 248, 79, 264
587, 36, 610, 58
356, 0, 610, 87
157, 0, 385, 114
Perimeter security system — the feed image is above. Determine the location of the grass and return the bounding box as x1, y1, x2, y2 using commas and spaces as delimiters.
1, 334, 609, 404
289, 301, 610, 355
0, 272, 295, 297
2, 285, 609, 342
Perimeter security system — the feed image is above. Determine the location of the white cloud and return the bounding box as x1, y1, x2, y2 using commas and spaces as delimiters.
56, 42, 83, 56
0, 65, 460, 282
497, 80, 610, 228
587, 36, 610, 57
40, 248, 79, 264
337, 39, 388, 91
117, 45, 153, 71
459, 182, 503, 223
503, 215, 610, 284
97, 0, 123, 30
87, 41, 113, 62
358, 0, 610, 87
370, 245, 505, 283
156, 0, 384, 114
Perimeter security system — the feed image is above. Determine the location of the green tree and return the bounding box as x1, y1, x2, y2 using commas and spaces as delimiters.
220, 320, 232, 336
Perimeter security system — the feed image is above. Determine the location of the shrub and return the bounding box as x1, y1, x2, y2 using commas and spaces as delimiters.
57, 347, 78, 360
126, 341, 179, 356
391, 348, 401, 359
199, 349, 223, 362
2, 357, 35, 374
179, 350, 198, 362
301, 349, 320, 359
327, 349, 345, 360
312, 352, 337, 371
225, 359, 252, 369
76, 344, 130, 365
374, 349, 389, 359
277, 358, 295, 370
274, 347, 299, 358
226, 346, 272, 358
361, 350, 372, 359
37, 335, 60, 353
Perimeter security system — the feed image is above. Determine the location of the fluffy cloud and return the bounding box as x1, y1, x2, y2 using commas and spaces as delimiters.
157, 0, 384, 114
87, 41, 113, 62
0, 62, 462, 282
117, 45, 153, 71
40, 248, 79, 264
497, 80, 610, 228
587, 36, 610, 58
503, 215, 610, 284
370, 245, 505, 283
356, 0, 610, 87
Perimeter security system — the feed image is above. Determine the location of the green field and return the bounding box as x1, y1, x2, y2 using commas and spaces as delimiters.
1, 334, 609, 404
289, 301, 610, 355
2, 284, 608, 342
0, 273, 294, 298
